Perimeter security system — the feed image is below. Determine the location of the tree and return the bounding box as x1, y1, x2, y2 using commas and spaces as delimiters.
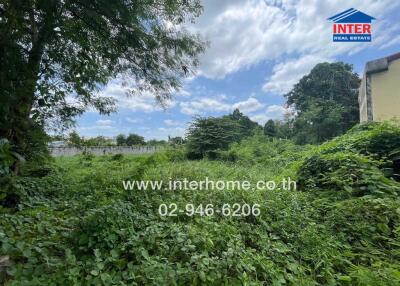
126, 133, 145, 146
84, 136, 113, 147
68, 131, 82, 147
285, 62, 360, 144
116, 134, 126, 146
186, 117, 243, 159
274, 120, 294, 140
168, 136, 185, 145
0, 0, 205, 158
186, 110, 260, 159
147, 139, 167, 146
263, 120, 277, 138
229, 109, 260, 136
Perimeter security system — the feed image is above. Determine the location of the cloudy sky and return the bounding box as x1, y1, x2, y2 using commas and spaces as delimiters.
75, 0, 400, 140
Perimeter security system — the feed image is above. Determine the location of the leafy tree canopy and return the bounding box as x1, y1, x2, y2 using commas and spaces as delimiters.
126, 133, 145, 146
68, 131, 82, 147
116, 134, 126, 146
263, 119, 277, 138
0, 0, 205, 156
186, 110, 260, 159
285, 62, 360, 144
168, 136, 185, 145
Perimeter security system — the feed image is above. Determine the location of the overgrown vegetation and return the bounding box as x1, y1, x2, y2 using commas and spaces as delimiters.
263, 62, 361, 144
0, 0, 204, 160
1, 121, 400, 285
186, 109, 260, 159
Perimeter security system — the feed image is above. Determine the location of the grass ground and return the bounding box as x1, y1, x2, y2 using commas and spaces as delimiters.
1, 122, 400, 285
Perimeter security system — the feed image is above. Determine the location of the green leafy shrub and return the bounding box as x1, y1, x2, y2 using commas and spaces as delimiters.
320, 121, 400, 179
111, 153, 124, 161
298, 152, 400, 198
222, 134, 309, 165
72, 201, 137, 252
165, 146, 187, 162
186, 111, 260, 159
2, 123, 400, 285
319, 197, 400, 250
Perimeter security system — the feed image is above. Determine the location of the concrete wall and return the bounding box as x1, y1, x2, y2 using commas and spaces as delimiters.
359, 74, 368, 122
371, 59, 400, 121
50, 146, 159, 156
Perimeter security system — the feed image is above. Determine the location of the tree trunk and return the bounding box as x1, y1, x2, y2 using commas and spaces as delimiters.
0, 2, 57, 170
6, 32, 44, 157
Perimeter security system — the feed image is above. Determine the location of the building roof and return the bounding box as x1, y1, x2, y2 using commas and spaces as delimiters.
365, 52, 400, 74
328, 8, 375, 23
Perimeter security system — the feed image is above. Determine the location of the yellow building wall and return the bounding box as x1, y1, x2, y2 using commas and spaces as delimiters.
371, 59, 400, 121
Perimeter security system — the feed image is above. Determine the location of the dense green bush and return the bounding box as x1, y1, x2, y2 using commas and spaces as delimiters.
2, 122, 400, 285
72, 201, 137, 252
319, 197, 400, 249
220, 133, 309, 165
320, 121, 400, 179
186, 110, 260, 159
297, 121, 400, 198
298, 152, 400, 199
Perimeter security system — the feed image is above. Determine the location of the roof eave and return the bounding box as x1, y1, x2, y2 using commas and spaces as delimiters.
365, 52, 400, 75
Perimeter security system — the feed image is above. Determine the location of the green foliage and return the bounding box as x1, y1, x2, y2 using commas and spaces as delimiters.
147, 139, 168, 146
68, 132, 116, 147
263, 119, 277, 138
323, 121, 400, 156
186, 116, 243, 159
297, 121, 400, 199
0, 139, 25, 175
126, 133, 145, 146
285, 62, 361, 144
68, 131, 83, 147
2, 122, 400, 285
168, 136, 185, 145
111, 153, 124, 161
229, 109, 260, 137
0, 0, 205, 159
116, 134, 126, 146
85, 136, 115, 147
298, 152, 400, 199
73, 201, 137, 251
219, 133, 309, 173
186, 111, 260, 159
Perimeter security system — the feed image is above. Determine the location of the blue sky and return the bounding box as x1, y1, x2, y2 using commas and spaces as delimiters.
75, 0, 400, 140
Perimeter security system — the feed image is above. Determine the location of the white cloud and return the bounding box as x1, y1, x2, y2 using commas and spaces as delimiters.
176, 89, 192, 97
263, 55, 331, 94
232, 97, 264, 113
96, 119, 113, 126
180, 97, 231, 115
179, 96, 270, 116
125, 117, 143, 124
193, 0, 399, 79
250, 104, 289, 125
77, 125, 114, 132
157, 127, 186, 137
164, 119, 183, 126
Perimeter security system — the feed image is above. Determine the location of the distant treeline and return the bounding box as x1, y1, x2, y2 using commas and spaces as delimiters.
50, 132, 184, 147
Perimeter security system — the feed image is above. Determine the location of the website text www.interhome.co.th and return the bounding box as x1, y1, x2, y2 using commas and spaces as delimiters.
122, 177, 296, 191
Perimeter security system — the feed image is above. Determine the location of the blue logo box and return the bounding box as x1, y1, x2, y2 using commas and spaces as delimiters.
333, 34, 371, 42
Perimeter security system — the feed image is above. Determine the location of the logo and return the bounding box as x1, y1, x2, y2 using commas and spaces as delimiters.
328, 8, 375, 42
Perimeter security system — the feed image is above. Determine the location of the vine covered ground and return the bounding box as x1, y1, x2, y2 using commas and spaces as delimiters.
1, 122, 400, 285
